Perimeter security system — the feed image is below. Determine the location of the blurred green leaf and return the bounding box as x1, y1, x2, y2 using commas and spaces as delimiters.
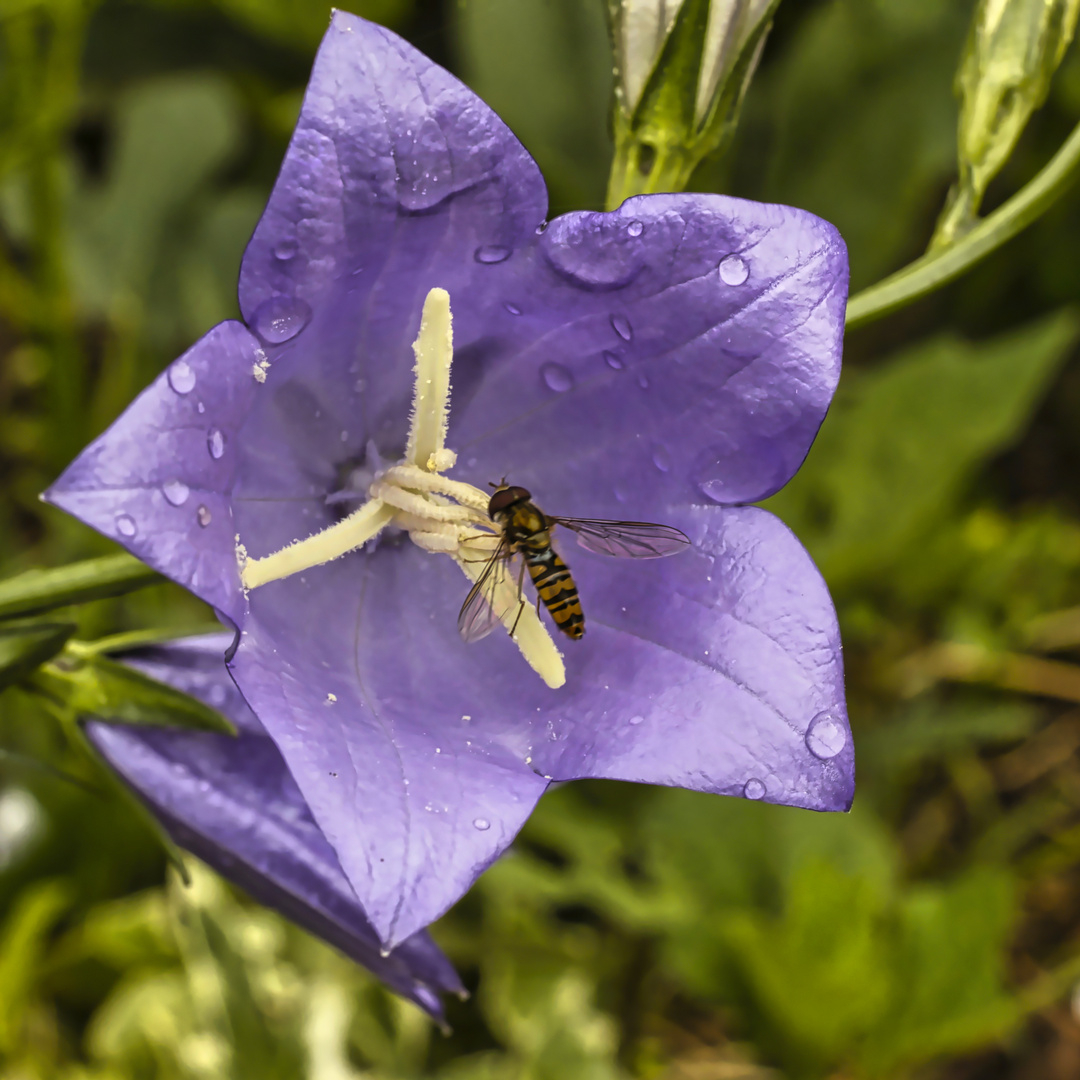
0, 619, 76, 690
860, 869, 1019, 1075
0, 554, 160, 620
768, 309, 1080, 588
30, 644, 234, 734
454, 0, 613, 211
69, 72, 243, 317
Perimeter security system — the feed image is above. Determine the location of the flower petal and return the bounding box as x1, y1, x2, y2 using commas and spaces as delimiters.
230, 567, 549, 948
230, 503, 847, 947
85, 636, 463, 1015
44, 322, 263, 625
447, 194, 848, 517
530, 505, 853, 810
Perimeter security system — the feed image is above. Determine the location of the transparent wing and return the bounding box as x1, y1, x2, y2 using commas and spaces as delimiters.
552, 517, 691, 559
458, 539, 522, 643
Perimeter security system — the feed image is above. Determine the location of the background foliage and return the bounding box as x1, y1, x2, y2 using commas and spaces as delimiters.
4, 0, 1080, 1077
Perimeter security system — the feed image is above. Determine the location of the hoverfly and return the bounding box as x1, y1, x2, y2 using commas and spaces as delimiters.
458, 483, 690, 643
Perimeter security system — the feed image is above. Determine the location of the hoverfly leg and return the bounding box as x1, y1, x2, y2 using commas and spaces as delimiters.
509, 557, 528, 638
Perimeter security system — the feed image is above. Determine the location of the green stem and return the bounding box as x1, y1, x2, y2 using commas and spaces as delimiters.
847, 117, 1080, 329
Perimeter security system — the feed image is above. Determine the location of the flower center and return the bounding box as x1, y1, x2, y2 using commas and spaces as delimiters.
237, 288, 566, 689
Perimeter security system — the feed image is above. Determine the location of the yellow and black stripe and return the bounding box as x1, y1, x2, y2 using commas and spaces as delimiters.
527, 549, 585, 639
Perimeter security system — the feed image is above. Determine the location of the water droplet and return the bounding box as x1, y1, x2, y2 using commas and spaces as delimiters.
629, 714, 645, 726
743, 777, 766, 800
603, 351, 624, 370
167, 359, 196, 394
806, 711, 847, 760
504, 301, 522, 315
626, 219, 644, 237
719, 254, 749, 286
251, 295, 312, 344
472, 817, 491, 831
273, 238, 299, 260
196, 505, 212, 527
651, 444, 672, 472
637, 373, 650, 390
162, 480, 190, 507
207, 428, 225, 459
694, 439, 785, 504
611, 313, 633, 341
540, 362, 574, 392
115, 513, 137, 537
613, 483, 630, 503
474, 245, 511, 264
197, 402, 205, 414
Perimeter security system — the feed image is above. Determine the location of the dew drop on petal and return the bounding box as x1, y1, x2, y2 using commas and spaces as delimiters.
207, 428, 225, 459
197, 402, 205, 414
629, 714, 645, 726
167, 359, 196, 394
743, 777, 766, 800
474, 245, 511, 264
603, 351, 624, 370
196, 505, 212, 527
504, 302, 522, 315
611, 313, 633, 341
273, 238, 299, 260
626, 220, 644, 237
651, 444, 672, 472
806, 711, 847, 760
115, 513, 137, 537
719, 254, 749, 286
472, 817, 491, 831
162, 480, 190, 507
638, 373, 650, 390
251, 295, 312, 344
540, 362, 574, 393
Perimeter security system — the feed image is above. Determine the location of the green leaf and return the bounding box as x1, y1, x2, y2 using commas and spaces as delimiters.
767, 309, 1080, 588
860, 870, 1020, 1074
29, 645, 234, 734
453, 0, 613, 212
0, 554, 160, 620
0, 620, 75, 689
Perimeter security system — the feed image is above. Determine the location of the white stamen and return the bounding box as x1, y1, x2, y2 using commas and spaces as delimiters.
406, 287, 453, 471
237, 287, 566, 688
241, 499, 394, 589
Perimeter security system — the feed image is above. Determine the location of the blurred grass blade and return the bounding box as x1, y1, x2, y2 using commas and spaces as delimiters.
28, 645, 234, 735
0, 554, 161, 620
0, 620, 76, 690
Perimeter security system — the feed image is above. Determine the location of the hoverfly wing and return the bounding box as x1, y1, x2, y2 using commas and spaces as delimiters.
553, 518, 691, 559
458, 539, 518, 643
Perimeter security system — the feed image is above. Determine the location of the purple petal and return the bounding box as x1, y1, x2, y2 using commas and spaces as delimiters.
44, 323, 263, 625
451, 196, 848, 516
231, 503, 847, 946
86, 637, 463, 1014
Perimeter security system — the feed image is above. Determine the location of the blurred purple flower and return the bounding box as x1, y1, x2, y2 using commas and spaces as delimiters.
85, 634, 463, 1019
48, 12, 851, 948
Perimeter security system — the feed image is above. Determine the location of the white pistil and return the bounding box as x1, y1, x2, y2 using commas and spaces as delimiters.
238, 287, 566, 689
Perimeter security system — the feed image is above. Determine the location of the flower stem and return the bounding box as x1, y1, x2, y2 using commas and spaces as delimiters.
847, 117, 1080, 330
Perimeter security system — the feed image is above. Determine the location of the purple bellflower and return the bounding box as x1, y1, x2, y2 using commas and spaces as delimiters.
47, 12, 852, 949
84, 634, 464, 1020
